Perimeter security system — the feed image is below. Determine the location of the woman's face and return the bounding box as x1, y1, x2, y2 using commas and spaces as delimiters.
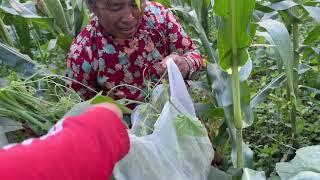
93, 0, 146, 39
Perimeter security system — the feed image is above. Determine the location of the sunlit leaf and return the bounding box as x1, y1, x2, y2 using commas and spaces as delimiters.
90, 95, 132, 114
175, 115, 207, 137
213, 0, 255, 70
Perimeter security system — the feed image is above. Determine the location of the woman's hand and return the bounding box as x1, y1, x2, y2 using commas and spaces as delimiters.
159, 54, 190, 79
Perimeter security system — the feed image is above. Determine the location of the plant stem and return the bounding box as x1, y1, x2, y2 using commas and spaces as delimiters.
231, 0, 243, 169
290, 22, 299, 149
0, 16, 14, 47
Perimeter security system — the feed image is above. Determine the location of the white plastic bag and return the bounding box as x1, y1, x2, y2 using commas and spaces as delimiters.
113, 59, 214, 180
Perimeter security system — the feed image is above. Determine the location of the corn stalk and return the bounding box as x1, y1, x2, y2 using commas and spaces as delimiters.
230, 0, 243, 168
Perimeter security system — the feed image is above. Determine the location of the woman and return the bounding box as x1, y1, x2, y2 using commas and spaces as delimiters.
66, 0, 202, 101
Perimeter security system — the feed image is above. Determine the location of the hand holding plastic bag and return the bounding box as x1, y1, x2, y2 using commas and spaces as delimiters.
113, 59, 214, 180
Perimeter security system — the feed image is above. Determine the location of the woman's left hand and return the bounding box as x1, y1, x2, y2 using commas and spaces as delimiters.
159, 54, 190, 79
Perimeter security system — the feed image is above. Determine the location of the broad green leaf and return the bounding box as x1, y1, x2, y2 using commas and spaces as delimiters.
13, 16, 32, 56
258, 19, 295, 99
29, 18, 54, 33
304, 26, 320, 45
301, 47, 320, 64
276, 145, 320, 180
73, 4, 85, 36
90, 95, 132, 114
213, 0, 255, 70
174, 115, 207, 136
57, 34, 73, 53
211, 122, 229, 150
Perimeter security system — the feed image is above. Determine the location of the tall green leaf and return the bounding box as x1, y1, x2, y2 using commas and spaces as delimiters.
42, 0, 71, 34
258, 19, 295, 99
0, 15, 14, 47
174, 115, 207, 136
13, 16, 32, 56
213, 0, 255, 70
171, 6, 217, 63
207, 63, 254, 168
265, 0, 320, 23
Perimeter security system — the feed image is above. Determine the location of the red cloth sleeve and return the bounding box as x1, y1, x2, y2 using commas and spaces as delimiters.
162, 6, 203, 75
0, 107, 129, 180
66, 24, 99, 100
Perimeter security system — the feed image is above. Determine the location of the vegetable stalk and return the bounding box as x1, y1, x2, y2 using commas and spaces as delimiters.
290, 22, 299, 149
231, 0, 243, 169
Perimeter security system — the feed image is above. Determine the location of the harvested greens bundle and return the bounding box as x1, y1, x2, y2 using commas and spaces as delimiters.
0, 76, 82, 135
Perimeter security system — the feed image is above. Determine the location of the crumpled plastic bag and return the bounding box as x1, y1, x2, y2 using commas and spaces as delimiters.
113, 59, 214, 180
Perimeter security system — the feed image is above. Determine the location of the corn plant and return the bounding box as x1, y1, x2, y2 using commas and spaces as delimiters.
0, 0, 90, 61
213, 0, 256, 169
255, 0, 320, 149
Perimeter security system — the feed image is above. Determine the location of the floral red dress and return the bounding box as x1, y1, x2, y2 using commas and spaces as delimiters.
66, 1, 202, 100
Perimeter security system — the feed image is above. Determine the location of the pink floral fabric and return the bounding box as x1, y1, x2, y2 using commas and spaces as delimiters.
66, 1, 202, 100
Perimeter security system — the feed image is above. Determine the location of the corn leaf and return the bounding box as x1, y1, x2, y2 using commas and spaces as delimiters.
213, 0, 255, 70
42, 0, 71, 34
258, 19, 295, 100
